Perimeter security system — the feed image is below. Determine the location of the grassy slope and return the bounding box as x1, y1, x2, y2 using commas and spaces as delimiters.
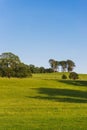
0, 73, 87, 130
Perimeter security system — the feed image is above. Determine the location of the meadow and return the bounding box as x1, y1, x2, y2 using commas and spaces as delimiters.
0, 73, 87, 130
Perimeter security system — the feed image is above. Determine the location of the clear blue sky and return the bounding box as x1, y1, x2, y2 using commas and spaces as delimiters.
0, 0, 87, 73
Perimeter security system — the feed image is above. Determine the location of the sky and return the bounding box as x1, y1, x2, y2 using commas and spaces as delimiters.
0, 0, 87, 73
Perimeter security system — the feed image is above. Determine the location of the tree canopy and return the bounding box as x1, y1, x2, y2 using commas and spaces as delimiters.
69, 72, 79, 80
49, 59, 75, 72
0, 52, 77, 78
49, 59, 59, 72
0, 52, 31, 78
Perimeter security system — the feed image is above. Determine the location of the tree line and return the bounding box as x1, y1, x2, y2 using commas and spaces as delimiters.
0, 52, 76, 78
0, 52, 32, 78
49, 59, 75, 72
0, 52, 53, 78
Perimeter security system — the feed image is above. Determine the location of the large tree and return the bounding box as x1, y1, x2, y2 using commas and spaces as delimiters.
0, 52, 31, 78
13, 63, 32, 78
59, 61, 67, 72
0, 52, 21, 68
49, 59, 76, 72
66, 60, 75, 72
49, 59, 58, 72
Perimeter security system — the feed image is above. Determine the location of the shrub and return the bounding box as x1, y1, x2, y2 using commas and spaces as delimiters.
62, 74, 67, 79
69, 72, 79, 80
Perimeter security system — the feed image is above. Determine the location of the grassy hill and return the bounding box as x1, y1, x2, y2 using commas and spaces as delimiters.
0, 73, 87, 130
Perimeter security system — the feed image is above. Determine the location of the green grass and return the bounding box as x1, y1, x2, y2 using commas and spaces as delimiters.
0, 73, 87, 130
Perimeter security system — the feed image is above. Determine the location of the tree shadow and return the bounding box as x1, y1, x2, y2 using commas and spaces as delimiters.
27, 87, 87, 103
58, 80, 87, 87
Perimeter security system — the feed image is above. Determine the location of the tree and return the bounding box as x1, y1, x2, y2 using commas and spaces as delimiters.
62, 74, 67, 79
49, 59, 58, 72
0, 52, 32, 78
29, 64, 36, 73
59, 61, 67, 72
45, 68, 54, 73
39, 67, 45, 73
14, 63, 32, 78
0, 52, 21, 68
66, 60, 75, 72
69, 72, 79, 80
0, 67, 14, 78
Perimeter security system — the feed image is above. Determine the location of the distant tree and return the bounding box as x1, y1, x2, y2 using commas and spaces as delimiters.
14, 63, 32, 78
45, 68, 54, 73
66, 60, 75, 72
62, 74, 67, 79
49, 59, 58, 72
35, 67, 41, 73
0, 52, 20, 68
59, 61, 67, 72
1, 67, 14, 78
49, 59, 76, 72
0, 52, 32, 78
29, 65, 53, 74
29, 64, 36, 73
39, 67, 45, 73
69, 72, 79, 80
0, 68, 2, 77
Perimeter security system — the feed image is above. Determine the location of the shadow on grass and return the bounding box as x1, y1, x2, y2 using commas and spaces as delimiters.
27, 87, 87, 103
58, 80, 87, 87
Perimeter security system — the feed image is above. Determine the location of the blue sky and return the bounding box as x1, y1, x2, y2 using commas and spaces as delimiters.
0, 0, 87, 73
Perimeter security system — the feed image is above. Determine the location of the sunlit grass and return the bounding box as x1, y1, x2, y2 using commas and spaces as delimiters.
0, 73, 87, 130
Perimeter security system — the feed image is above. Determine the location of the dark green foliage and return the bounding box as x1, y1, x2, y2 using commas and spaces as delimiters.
59, 61, 67, 72
29, 64, 53, 73
0, 52, 77, 77
0, 52, 21, 67
1, 67, 14, 78
0, 52, 32, 78
39, 67, 45, 73
67, 60, 75, 72
49, 59, 76, 72
62, 74, 67, 79
45, 68, 54, 73
69, 72, 79, 80
49, 59, 58, 72
13, 63, 32, 78
29, 64, 36, 73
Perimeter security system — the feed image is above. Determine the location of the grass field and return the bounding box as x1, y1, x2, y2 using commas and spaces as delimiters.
0, 73, 87, 130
